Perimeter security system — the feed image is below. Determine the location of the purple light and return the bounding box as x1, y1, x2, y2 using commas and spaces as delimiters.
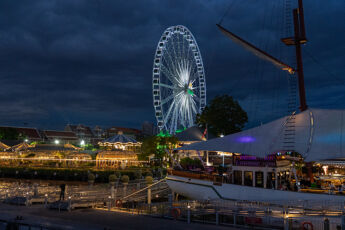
236, 136, 256, 143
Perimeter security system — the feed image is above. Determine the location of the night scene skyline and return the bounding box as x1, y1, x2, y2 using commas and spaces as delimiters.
0, 0, 344, 130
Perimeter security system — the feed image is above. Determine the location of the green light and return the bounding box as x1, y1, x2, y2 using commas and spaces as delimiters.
187, 89, 194, 96
157, 130, 171, 137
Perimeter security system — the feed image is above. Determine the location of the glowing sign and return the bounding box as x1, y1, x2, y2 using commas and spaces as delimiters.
236, 136, 256, 143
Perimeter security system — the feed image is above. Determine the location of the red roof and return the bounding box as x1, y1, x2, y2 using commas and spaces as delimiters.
0, 126, 41, 140
44, 130, 77, 139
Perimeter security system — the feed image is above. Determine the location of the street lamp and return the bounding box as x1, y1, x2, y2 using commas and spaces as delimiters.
54, 139, 60, 145
80, 140, 85, 146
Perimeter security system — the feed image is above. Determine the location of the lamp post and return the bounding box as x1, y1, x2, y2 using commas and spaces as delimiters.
187, 204, 191, 224
44, 194, 48, 208
220, 134, 225, 167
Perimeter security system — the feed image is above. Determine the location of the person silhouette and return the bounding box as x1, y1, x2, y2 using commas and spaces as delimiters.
59, 184, 66, 201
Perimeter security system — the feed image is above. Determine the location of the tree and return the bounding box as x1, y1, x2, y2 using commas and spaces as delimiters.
0, 127, 20, 140
180, 157, 202, 169
196, 95, 248, 136
139, 134, 178, 163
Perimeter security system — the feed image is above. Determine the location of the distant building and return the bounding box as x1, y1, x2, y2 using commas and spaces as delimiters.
0, 126, 42, 142
64, 124, 94, 143
93, 126, 103, 138
105, 127, 141, 140
92, 126, 105, 144
141, 121, 158, 136
43, 130, 78, 144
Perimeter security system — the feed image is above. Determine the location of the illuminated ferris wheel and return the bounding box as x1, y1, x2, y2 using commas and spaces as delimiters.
152, 25, 206, 134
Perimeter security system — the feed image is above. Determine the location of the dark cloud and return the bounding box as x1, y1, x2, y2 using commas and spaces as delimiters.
0, 0, 344, 129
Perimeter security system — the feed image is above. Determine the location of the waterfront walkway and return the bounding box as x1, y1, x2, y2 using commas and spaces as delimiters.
0, 203, 237, 230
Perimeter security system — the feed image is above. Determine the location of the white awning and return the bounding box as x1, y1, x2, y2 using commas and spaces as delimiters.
177, 108, 345, 162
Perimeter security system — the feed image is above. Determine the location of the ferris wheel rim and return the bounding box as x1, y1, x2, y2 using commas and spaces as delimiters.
152, 25, 206, 134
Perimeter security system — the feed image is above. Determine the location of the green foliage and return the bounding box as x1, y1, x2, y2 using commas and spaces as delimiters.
134, 169, 142, 179
83, 144, 94, 150
0, 127, 20, 140
0, 166, 152, 182
140, 135, 178, 162
196, 95, 248, 136
180, 157, 202, 169
145, 176, 153, 185
139, 136, 157, 160
121, 175, 129, 183
108, 174, 117, 183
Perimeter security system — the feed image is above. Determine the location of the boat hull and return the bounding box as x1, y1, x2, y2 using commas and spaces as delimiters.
166, 175, 345, 202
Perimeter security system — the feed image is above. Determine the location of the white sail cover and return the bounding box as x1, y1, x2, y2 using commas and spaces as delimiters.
178, 108, 345, 161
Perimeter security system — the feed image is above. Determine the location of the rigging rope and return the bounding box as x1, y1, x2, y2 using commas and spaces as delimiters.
218, 0, 238, 25
304, 47, 345, 107
304, 48, 345, 88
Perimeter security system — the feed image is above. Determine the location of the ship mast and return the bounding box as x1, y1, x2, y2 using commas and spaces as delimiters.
218, 0, 309, 112
282, 0, 308, 111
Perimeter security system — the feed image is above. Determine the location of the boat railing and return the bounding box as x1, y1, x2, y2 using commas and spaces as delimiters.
168, 169, 227, 185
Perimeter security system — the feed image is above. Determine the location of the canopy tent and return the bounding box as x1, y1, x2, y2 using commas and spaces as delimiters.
64, 143, 81, 150
99, 131, 141, 152
177, 108, 345, 162
11, 142, 34, 151
0, 141, 10, 151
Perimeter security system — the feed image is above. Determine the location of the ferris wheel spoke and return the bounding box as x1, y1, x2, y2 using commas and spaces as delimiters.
169, 35, 180, 72
177, 33, 182, 61
170, 102, 178, 133
161, 52, 177, 78
188, 65, 199, 81
161, 94, 175, 105
160, 64, 179, 86
163, 43, 180, 77
191, 99, 198, 114
163, 100, 175, 124
159, 83, 176, 90
193, 94, 200, 103
161, 90, 183, 106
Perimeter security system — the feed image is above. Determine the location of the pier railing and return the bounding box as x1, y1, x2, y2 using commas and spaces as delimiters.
110, 200, 344, 230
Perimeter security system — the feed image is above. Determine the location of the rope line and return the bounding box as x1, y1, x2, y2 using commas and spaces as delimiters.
218, 0, 237, 25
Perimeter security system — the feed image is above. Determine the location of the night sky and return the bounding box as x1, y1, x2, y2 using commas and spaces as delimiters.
0, 0, 344, 130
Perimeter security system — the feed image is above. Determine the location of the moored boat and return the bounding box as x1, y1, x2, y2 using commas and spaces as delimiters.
166, 0, 345, 204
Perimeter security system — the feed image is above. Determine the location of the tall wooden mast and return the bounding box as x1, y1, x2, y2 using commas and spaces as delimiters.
218, 0, 309, 112
282, 0, 308, 111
